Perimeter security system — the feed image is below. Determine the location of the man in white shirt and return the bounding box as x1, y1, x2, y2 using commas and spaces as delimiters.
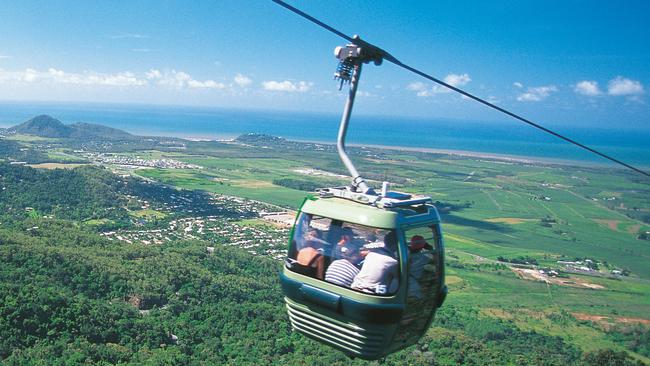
351, 231, 399, 295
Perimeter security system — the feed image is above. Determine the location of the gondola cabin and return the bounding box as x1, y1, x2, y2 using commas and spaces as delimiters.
280, 187, 447, 359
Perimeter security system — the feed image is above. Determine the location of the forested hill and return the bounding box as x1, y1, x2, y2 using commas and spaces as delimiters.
9, 114, 136, 140
0, 163, 127, 222
0, 162, 231, 229
10, 115, 71, 138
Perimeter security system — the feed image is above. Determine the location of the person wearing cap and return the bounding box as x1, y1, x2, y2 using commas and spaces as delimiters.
409, 235, 433, 252
408, 235, 434, 299
351, 231, 399, 295
325, 242, 362, 288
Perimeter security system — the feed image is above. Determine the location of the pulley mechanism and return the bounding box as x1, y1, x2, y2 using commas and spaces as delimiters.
334, 36, 383, 90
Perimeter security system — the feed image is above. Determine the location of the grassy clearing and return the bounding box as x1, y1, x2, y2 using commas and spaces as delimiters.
5, 134, 55, 142
83, 218, 112, 226
485, 217, 536, 224
129, 209, 167, 219
27, 163, 88, 169
137, 168, 305, 208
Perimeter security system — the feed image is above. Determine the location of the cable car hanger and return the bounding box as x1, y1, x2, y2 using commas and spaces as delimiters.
319, 39, 433, 209
271, 0, 650, 179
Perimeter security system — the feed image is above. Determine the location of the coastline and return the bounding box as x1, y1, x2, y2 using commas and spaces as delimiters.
1, 122, 639, 170
347, 142, 613, 168
176, 133, 623, 170
2, 101, 647, 170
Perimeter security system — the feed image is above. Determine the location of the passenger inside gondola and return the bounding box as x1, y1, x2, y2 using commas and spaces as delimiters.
407, 234, 434, 299
351, 231, 399, 295
325, 240, 362, 287
288, 213, 400, 295
295, 229, 326, 279
333, 226, 355, 260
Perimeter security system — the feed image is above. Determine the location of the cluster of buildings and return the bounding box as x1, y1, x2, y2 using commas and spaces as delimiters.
102, 214, 290, 260
81, 152, 202, 169
102, 185, 291, 260
557, 258, 599, 272
555, 258, 625, 276
0, 129, 15, 138
293, 168, 347, 179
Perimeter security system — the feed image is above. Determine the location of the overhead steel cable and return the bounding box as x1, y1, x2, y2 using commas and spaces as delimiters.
271, 0, 649, 178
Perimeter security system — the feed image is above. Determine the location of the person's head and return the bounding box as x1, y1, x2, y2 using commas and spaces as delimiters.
361, 231, 395, 256
338, 227, 354, 244
307, 228, 321, 239
341, 243, 362, 264
384, 231, 398, 252
409, 235, 428, 252
359, 246, 370, 258
304, 228, 323, 249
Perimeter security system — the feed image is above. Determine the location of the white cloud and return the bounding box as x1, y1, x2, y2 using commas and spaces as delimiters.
155, 71, 190, 88
145, 69, 162, 79
23, 68, 38, 83
234, 73, 252, 87
152, 70, 224, 89
407, 73, 471, 97
187, 79, 225, 89
46, 68, 147, 86
0, 67, 147, 87
0, 55, 10, 59
407, 82, 426, 92
513, 82, 523, 88
607, 76, 644, 96
262, 80, 312, 92
131, 48, 151, 53
48, 68, 65, 77
407, 82, 430, 96
487, 95, 500, 104
0, 67, 238, 92
444, 73, 471, 87
406, 81, 435, 97
98, 72, 146, 86
356, 90, 374, 97
517, 85, 557, 102
574, 80, 601, 96
415, 90, 435, 97
110, 33, 150, 39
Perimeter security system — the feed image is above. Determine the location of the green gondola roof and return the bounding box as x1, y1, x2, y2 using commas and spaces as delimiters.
300, 195, 440, 229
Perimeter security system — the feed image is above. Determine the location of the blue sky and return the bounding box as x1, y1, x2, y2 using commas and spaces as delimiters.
0, 1, 648, 129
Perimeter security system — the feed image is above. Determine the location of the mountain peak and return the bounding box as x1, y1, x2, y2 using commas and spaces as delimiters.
9, 115, 135, 140
11, 115, 73, 138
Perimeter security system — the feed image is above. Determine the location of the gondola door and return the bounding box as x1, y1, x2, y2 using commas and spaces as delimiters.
392, 224, 446, 348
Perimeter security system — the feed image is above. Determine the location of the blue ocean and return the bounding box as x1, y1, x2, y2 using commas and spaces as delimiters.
1, 101, 648, 168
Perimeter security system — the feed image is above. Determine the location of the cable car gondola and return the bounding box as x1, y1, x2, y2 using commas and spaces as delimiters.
280, 40, 447, 360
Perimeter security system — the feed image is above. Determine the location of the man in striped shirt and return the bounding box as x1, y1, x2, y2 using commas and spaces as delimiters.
325, 245, 362, 288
